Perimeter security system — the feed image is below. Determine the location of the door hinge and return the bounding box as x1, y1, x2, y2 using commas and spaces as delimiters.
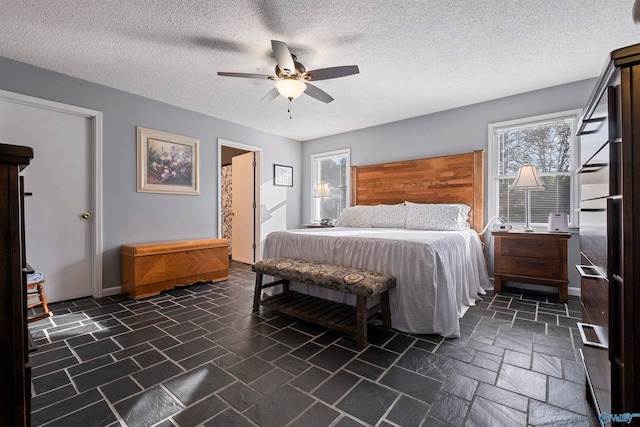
252, 243, 257, 250
253, 161, 256, 168
252, 202, 256, 209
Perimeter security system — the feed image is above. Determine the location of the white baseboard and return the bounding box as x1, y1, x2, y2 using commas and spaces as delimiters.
568, 287, 580, 297
101, 286, 122, 297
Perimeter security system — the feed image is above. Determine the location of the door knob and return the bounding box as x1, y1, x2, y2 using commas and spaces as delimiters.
82, 212, 91, 219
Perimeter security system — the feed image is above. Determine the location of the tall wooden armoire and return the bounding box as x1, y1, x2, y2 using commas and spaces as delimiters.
0, 143, 33, 426
577, 43, 640, 423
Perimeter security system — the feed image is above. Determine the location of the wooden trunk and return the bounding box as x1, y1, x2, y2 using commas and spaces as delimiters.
120, 238, 229, 299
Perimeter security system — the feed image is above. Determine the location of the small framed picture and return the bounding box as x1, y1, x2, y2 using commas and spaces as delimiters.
273, 164, 293, 187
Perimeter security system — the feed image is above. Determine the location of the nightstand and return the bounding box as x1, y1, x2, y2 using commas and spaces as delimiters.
303, 223, 334, 228
493, 231, 570, 303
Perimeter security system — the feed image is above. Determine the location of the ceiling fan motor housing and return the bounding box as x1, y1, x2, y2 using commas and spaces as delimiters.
275, 58, 307, 79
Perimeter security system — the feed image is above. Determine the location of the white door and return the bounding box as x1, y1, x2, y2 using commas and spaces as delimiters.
0, 100, 93, 302
231, 152, 255, 264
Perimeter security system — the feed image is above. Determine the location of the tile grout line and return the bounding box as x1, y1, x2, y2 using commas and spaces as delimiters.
97, 386, 128, 426
29, 263, 598, 427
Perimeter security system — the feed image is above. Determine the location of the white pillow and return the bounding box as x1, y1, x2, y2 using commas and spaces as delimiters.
335, 206, 372, 227
335, 204, 408, 228
405, 202, 471, 231
369, 204, 408, 228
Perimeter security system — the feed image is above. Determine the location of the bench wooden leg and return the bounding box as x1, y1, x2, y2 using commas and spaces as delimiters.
380, 291, 391, 329
356, 295, 368, 348
253, 273, 263, 311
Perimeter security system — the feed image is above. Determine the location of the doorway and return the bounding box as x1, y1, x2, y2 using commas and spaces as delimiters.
0, 89, 103, 302
218, 139, 261, 264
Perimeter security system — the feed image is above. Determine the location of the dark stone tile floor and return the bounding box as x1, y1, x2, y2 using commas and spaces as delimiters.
28, 261, 600, 426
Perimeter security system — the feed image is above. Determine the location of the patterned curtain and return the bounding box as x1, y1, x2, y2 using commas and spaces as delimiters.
221, 165, 232, 253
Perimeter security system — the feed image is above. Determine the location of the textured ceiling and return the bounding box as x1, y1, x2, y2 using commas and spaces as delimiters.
1, 1, 639, 141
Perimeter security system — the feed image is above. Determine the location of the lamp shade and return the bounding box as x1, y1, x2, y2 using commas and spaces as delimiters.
313, 182, 331, 198
511, 165, 544, 190
275, 78, 307, 100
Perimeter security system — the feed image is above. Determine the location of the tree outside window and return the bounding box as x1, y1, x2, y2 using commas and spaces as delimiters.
491, 112, 578, 228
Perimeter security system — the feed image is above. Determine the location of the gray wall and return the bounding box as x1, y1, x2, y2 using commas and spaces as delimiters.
1, 53, 596, 294
0, 56, 302, 290
301, 78, 598, 292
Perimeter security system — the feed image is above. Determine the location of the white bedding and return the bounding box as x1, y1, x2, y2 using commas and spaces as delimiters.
262, 227, 491, 338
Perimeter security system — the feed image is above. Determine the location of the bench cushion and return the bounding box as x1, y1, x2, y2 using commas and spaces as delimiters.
252, 257, 396, 297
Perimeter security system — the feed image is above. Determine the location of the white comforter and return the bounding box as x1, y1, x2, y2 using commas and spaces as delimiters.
262, 227, 491, 338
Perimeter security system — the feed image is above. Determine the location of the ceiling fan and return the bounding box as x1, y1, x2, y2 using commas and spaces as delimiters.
217, 40, 359, 109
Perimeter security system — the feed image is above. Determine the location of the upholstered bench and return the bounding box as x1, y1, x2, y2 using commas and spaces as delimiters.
252, 257, 396, 348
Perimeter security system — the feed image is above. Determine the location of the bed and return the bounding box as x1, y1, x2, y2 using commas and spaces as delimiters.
263, 150, 491, 338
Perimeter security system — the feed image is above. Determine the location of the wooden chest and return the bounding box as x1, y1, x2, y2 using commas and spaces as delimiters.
120, 238, 229, 299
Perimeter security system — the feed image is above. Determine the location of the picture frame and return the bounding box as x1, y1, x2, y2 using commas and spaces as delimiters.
136, 127, 199, 195
273, 164, 293, 187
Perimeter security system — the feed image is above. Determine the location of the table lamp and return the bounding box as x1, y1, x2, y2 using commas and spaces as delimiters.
313, 182, 331, 225
510, 164, 544, 232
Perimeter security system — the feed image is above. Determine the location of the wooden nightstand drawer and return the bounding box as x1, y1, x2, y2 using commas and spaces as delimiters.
493, 231, 570, 302
498, 237, 560, 259
496, 255, 561, 279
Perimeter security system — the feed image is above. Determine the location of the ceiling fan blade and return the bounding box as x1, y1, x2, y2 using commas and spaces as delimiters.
305, 65, 360, 81
217, 72, 273, 80
304, 83, 334, 103
260, 87, 279, 103
271, 40, 295, 75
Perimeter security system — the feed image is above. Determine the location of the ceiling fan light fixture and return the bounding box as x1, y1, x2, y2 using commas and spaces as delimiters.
275, 78, 306, 100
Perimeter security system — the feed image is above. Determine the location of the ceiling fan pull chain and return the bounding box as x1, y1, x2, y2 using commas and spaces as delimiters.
288, 98, 292, 119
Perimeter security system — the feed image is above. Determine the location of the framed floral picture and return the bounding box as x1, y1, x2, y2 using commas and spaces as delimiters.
136, 127, 199, 195
273, 164, 293, 187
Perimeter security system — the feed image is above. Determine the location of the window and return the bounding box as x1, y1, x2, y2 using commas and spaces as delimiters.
311, 149, 350, 222
488, 110, 580, 229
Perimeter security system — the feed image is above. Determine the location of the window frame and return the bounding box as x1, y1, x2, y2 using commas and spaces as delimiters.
487, 109, 582, 230
310, 148, 350, 223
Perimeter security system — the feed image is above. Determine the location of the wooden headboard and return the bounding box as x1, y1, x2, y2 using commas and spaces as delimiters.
350, 150, 485, 233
